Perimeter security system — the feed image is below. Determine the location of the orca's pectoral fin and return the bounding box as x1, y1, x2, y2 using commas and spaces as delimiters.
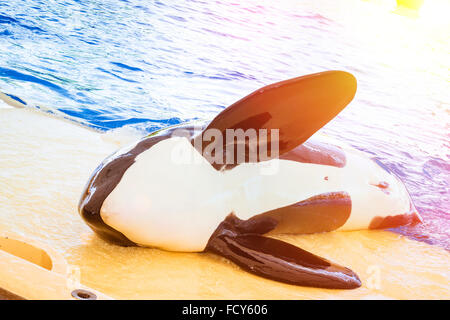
194, 71, 357, 169
207, 232, 361, 290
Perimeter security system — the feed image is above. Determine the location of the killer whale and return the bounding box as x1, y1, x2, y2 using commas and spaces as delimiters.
78, 71, 422, 289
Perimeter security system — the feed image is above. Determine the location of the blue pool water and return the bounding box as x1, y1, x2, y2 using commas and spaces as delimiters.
0, 0, 449, 249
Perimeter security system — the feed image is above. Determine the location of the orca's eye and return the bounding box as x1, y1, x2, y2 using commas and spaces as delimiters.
376, 181, 389, 189
370, 181, 390, 195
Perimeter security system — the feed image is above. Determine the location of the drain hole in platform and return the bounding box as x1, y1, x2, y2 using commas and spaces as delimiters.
71, 289, 97, 300
0, 237, 52, 270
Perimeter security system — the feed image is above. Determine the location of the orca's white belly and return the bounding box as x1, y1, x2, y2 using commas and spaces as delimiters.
101, 136, 414, 252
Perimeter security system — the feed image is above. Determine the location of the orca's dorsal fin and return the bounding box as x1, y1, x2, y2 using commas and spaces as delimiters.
193, 71, 356, 170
